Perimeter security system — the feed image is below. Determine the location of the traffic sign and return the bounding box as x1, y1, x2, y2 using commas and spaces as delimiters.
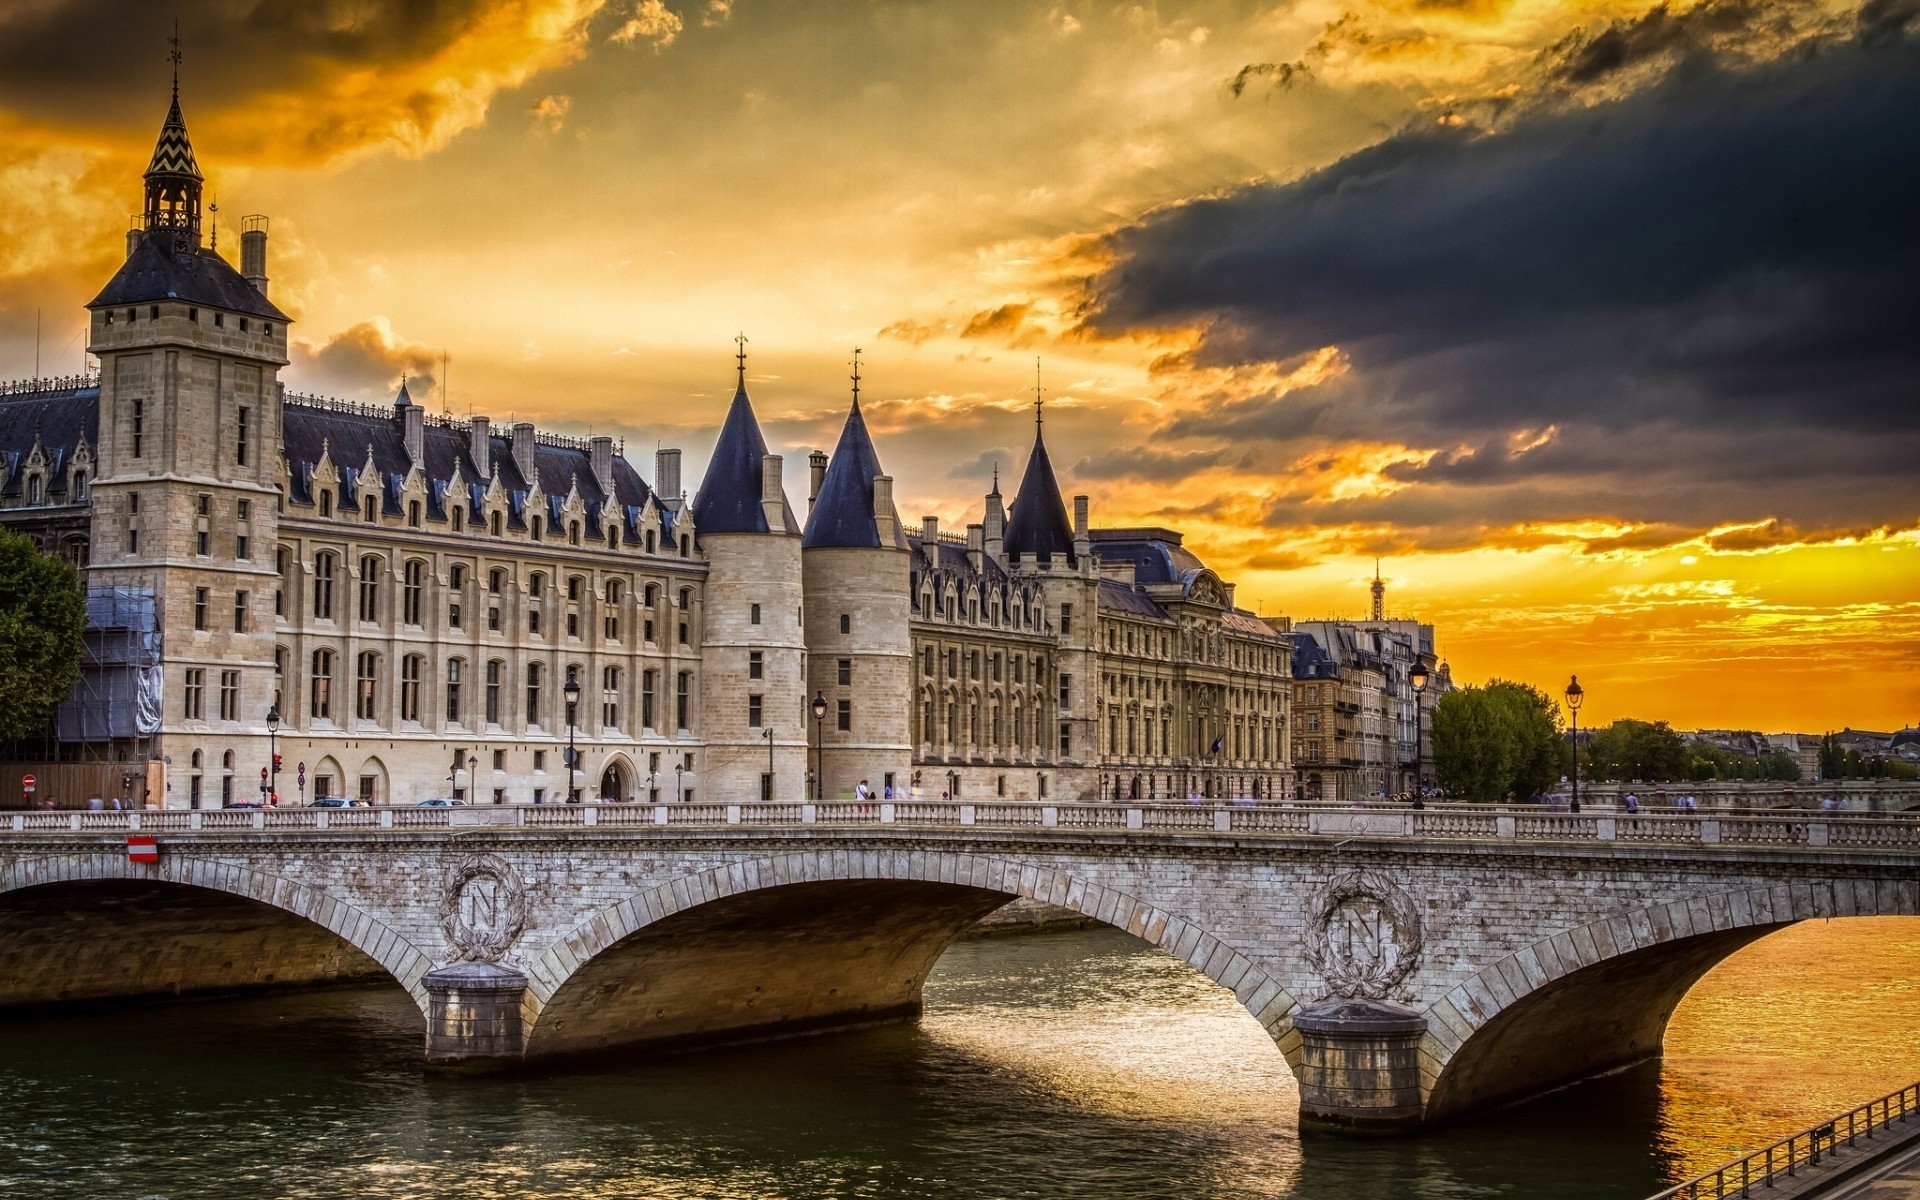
21, 773, 35, 794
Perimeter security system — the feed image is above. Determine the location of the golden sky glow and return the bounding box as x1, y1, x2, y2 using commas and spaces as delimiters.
1, 0, 1913, 734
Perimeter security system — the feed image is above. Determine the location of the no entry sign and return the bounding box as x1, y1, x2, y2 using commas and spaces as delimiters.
21, 773, 35, 794
127, 836, 158, 863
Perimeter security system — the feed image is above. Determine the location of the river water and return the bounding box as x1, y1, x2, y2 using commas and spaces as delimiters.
3, 918, 1917, 1199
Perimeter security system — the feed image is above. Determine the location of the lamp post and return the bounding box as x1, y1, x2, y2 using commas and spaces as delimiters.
265, 703, 280, 806
1408, 662, 1429, 799
674, 760, 683, 803
764, 725, 775, 802
1564, 674, 1584, 814
811, 691, 828, 802
564, 667, 581, 804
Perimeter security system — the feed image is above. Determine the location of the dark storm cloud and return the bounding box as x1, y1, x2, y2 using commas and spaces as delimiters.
1090, 20, 1920, 450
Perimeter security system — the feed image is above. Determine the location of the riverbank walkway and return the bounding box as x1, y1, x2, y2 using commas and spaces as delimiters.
1651, 1083, 1920, 1199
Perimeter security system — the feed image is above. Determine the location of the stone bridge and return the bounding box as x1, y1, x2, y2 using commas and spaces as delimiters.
2, 801, 1916, 1133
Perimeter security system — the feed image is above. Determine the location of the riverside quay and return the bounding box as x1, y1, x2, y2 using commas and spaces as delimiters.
3, 800, 1917, 1133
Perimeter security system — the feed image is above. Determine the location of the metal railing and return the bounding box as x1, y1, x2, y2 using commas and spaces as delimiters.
1650, 1081, 1920, 1199
4, 802, 1920, 851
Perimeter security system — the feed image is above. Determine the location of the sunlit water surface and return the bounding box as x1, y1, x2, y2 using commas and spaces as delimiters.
2, 919, 1916, 1199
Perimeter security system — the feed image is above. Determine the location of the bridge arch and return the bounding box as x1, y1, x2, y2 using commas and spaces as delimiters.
0, 850, 435, 1013
521, 850, 1302, 1063
1421, 877, 1920, 1122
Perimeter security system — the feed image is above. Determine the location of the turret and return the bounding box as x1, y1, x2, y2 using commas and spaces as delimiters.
800, 367, 913, 801
688, 341, 806, 802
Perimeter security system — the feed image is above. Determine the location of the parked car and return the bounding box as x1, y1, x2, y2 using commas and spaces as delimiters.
417, 797, 464, 807
308, 796, 358, 809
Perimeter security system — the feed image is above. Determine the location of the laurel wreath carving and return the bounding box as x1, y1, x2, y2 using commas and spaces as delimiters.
438, 852, 528, 964
1306, 869, 1423, 999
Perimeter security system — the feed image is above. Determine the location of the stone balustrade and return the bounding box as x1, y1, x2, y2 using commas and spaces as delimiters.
5, 800, 1916, 851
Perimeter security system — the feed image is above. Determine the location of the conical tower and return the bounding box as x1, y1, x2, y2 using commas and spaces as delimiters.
688, 340, 805, 803
801, 354, 912, 800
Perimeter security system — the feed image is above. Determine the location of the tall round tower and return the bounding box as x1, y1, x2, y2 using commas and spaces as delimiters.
688, 346, 806, 802
801, 369, 912, 801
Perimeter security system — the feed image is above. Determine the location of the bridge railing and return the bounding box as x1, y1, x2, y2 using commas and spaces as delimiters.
1648, 1080, 1920, 1199
5, 803, 1919, 851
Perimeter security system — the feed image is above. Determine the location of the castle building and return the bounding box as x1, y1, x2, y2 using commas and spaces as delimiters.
0, 85, 1301, 808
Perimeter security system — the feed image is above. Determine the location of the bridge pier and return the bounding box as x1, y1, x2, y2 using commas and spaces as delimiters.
423, 963, 529, 1070
1293, 999, 1430, 1133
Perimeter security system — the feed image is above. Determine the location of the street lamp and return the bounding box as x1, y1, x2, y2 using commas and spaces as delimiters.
811, 691, 828, 802
564, 667, 582, 803
674, 759, 683, 803
1409, 662, 1429, 799
764, 725, 775, 802
1564, 674, 1584, 814
265, 703, 281, 806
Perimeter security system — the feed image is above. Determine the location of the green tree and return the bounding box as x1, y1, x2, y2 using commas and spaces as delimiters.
0, 528, 86, 741
1430, 680, 1564, 802
1586, 719, 1691, 782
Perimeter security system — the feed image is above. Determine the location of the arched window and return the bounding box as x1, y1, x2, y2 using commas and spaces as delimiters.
312, 553, 336, 619
676, 671, 691, 731
488, 568, 504, 594
567, 576, 582, 602
310, 648, 334, 719
530, 573, 545, 598
358, 555, 381, 622
72, 469, 87, 501
526, 662, 544, 728
26, 474, 43, 505
485, 659, 504, 725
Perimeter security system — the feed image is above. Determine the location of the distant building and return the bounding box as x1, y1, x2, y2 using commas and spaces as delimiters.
1289, 590, 1447, 803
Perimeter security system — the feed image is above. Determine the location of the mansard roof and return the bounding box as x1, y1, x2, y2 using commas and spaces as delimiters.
90, 234, 287, 321
1097, 578, 1171, 621
1003, 426, 1074, 565
1090, 528, 1207, 588
803, 399, 906, 550
0, 383, 97, 498
280, 399, 654, 534
689, 383, 798, 536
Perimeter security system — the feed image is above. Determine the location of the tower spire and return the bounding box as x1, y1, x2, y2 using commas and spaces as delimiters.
849, 347, 862, 410
735, 332, 748, 391
169, 19, 182, 101
1033, 357, 1045, 431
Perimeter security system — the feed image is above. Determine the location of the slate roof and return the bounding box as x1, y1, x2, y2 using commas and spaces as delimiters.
90, 234, 287, 321
145, 94, 203, 181
1089, 529, 1208, 588
689, 383, 798, 536
1292, 631, 1338, 678
802, 399, 906, 550
1097, 578, 1171, 621
280, 401, 655, 538
1222, 609, 1286, 641
1003, 426, 1074, 566
907, 535, 1010, 583
0, 385, 97, 499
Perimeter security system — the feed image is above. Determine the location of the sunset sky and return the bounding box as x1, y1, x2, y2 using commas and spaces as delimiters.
0, 0, 1914, 734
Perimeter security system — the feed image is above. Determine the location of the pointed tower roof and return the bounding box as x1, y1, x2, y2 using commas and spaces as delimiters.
394, 379, 415, 408
689, 377, 799, 535
803, 398, 906, 549
1003, 423, 1074, 566
145, 94, 203, 183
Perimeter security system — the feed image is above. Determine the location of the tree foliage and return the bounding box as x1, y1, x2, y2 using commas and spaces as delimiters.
1580, 719, 1803, 782
0, 529, 86, 741
1431, 679, 1564, 803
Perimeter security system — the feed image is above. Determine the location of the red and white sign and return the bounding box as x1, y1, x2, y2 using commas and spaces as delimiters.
21, 773, 35, 794
127, 836, 158, 863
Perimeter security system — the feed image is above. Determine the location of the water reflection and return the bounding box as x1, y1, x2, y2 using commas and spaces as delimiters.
1, 919, 1916, 1198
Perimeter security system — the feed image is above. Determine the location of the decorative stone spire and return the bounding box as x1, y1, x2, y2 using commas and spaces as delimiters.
142, 40, 205, 249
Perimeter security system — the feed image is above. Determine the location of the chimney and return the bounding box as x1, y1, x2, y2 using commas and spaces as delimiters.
760, 453, 785, 529
967, 523, 984, 573
809, 449, 828, 508
125, 221, 142, 260
873, 475, 897, 545
469, 416, 491, 477
922, 515, 939, 546
511, 421, 536, 482
983, 489, 1005, 562
1073, 495, 1091, 561
402, 403, 424, 465
240, 215, 270, 297
655, 448, 682, 511
589, 435, 614, 494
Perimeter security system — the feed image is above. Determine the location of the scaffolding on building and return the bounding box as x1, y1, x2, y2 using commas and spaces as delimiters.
53, 586, 162, 760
